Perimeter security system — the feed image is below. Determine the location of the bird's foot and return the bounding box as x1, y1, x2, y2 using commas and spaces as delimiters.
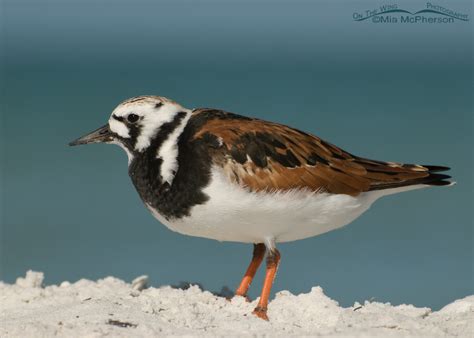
252, 306, 269, 321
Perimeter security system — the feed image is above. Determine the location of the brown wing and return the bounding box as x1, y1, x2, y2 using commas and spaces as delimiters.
190, 109, 451, 196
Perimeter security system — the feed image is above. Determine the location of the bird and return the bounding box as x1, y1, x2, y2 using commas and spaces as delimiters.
69, 95, 453, 320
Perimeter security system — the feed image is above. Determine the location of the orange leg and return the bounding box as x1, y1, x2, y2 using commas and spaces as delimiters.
235, 243, 266, 298
253, 249, 281, 321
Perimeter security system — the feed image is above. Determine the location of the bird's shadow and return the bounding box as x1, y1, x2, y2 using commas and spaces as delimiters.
170, 281, 235, 299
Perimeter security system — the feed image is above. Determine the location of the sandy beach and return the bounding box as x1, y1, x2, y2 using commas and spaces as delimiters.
1, 270, 472, 337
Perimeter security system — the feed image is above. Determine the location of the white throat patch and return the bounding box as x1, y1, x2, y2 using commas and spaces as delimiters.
110, 140, 134, 165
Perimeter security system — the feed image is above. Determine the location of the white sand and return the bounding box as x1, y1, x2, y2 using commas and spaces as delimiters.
1, 271, 472, 337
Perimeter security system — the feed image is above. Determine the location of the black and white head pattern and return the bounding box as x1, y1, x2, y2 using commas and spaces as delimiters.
108, 96, 192, 184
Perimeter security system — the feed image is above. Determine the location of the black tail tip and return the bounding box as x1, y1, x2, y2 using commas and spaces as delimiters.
424, 167, 454, 187
428, 179, 454, 187
424, 165, 451, 172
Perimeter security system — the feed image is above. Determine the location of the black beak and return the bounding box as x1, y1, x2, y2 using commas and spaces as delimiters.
69, 124, 113, 146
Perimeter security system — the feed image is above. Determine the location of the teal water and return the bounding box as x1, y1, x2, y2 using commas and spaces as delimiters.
1, 0, 472, 309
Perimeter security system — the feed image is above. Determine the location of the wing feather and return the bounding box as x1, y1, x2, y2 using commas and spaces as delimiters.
190, 109, 451, 195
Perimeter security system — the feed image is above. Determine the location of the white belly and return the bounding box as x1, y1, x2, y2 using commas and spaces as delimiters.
147, 168, 421, 244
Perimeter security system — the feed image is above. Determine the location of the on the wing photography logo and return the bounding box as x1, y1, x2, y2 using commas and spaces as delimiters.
353, 2, 469, 23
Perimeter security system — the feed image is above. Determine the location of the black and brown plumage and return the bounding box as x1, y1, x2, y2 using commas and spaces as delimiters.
70, 96, 453, 320
191, 108, 451, 196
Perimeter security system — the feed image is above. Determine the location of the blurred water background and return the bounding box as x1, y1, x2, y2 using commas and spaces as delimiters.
1, 0, 472, 309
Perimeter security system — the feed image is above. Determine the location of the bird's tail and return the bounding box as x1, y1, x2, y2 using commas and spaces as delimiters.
366, 164, 453, 192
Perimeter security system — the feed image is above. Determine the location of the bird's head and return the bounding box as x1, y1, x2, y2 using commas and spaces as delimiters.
69, 96, 191, 162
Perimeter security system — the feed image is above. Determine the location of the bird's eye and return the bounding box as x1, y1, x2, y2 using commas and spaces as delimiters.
127, 114, 139, 123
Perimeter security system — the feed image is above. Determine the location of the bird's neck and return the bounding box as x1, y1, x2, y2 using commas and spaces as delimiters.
129, 110, 192, 189
128, 110, 214, 220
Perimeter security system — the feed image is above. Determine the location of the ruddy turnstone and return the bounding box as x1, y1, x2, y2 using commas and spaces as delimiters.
70, 95, 452, 320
